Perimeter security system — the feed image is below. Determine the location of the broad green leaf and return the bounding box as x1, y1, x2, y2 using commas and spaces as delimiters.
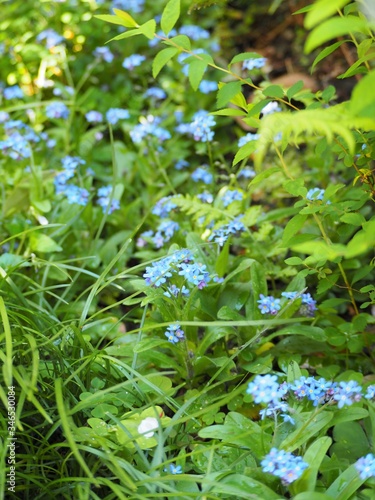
188, 59, 208, 91
305, 16, 369, 54
326, 465, 364, 500
311, 40, 349, 72
349, 70, 375, 118
216, 474, 280, 499
284, 179, 307, 197
263, 84, 284, 99
108, 28, 141, 42
305, 0, 352, 29
163, 34, 191, 50
293, 437, 332, 493
232, 140, 258, 166
282, 214, 308, 245
340, 212, 366, 226
284, 256, 303, 265
281, 411, 333, 451
248, 167, 281, 186
286, 80, 304, 99
216, 81, 242, 109
152, 47, 178, 77
293, 494, 334, 500
287, 360, 302, 383
29, 233, 62, 253
133, 338, 167, 353
113, 8, 139, 27
161, 0, 180, 35
95, 14, 138, 27
138, 19, 156, 40
211, 108, 247, 117
91, 403, 118, 419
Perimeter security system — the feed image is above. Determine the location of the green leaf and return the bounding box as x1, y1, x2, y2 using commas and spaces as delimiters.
305, 16, 368, 54
326, 465, 365, 500
161, 0, 180, 35
293, 437, 332, 493
163, 34, 191, 50
293, 494, 334, 500
282, 214, 308, 245
95, 14, 138, 28
133, 338, 167, 353
286, 80, 304, 99
152, 47, 178, 77
138, 19, 156, 40
188, 59, 208, 91
340, 212, 366, 226
229, 52, 264, 67
216, 81, 242, 109
248, 167, 280, 186
284, 179, 307, 198
108, 28, 141, 42
113, 8, 139, 27
216, 473, 280, 499
262, 84, 284, 99
284, 257, 303, 265
29, 233, 62, 253
232, 140, 258, 166
311, 40, 349, 72
305, 0, 352, 29
349, 70, 375, 118
281, 411, 333, 451
215, 239, 230, 276
211, 108, 247, 117
287, 360, 302, 383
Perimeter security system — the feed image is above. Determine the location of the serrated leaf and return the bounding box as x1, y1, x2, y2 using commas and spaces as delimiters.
152, 47, 178, 77
188, 59, 208, 91
161, 0, 180, 35
305, 16, 368, 54
340, 212, 366, 226
139, 19, 156, 40
263, 84, 284, 98
112, 9, 139, 27
305, 0, 351, 29
216, 81, 242, 109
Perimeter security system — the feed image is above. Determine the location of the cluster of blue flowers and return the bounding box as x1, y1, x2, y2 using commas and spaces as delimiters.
191, 166, 213, 184
113, 0, 144, 13
93, 46, 114, 63
262, 101, 282, 115
152, 196, 178, 218
355, 454, 375, 480
165, 323, 185, 343
152, 220, 180, 248
122, 54, 146, 70
258, 292, 317, 316
176, 110, 216, 142
242, 57, 267, 71
208, 216, 246, 246
144, 87, 167, 100
143, 248, 213, 291
221, 189, 243, 207
106, 108, 130, 125
237, 166, 256, 179
198, 80, 218, 94
54, 156, 89, 206
238, 133, 260, 148
261, 448, 308, 485
0, 120, 54, 160
46, 102, 70, 120
36, 29, 64, 49
97, 186, 120, 214
247, 374, 375, 422
130, 115, 171, 144
3, 85, 24, 100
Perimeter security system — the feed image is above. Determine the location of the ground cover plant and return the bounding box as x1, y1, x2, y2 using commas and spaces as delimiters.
0, 0, 375, 498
